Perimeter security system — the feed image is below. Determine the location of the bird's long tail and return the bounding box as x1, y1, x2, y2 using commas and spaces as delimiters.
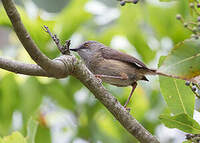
147, 68, 190, 81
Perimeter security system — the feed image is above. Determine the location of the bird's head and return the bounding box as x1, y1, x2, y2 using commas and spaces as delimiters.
70, 41, 103, 61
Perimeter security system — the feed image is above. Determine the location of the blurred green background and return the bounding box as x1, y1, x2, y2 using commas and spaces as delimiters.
0, 0, 195, 143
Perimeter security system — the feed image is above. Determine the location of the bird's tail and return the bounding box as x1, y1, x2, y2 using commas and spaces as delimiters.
146, 68, 188, 81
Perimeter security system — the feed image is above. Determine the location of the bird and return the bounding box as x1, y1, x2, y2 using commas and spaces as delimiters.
70, 41, 158, 108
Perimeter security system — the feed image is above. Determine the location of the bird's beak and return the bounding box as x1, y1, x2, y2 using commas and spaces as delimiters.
69, 48, 78, 52
70, 45, 82, 52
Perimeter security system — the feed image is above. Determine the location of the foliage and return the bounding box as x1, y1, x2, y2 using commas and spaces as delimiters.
158, 39, 200, 80
0, 132, 26, 143
0, 118, 38, 143
159, 77, 195, 117
159, 113, 200, 134
0, 0, 200, 143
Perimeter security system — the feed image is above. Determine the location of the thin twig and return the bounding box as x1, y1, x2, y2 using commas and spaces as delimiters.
43, 25, 70, 55
177, 16, 196, 33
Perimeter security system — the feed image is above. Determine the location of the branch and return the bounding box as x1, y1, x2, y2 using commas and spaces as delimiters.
0, 57, 49, 77
1, 0, 66, 78
0, 55, 75, 78
1, 0, 160, 142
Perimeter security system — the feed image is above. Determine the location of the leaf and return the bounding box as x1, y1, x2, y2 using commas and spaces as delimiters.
19, 77, 43, 121
119, 6, 156, 63
56, 0, 91, 40
0, 6, 11, 27
35, 125, 51, 143
0, 74, 19, 135
44, 77, 81, 110
159, 76, 195, 117
149, 3, 190, 43
96, 115, 122, 143
127, 32, 156, 63
159, 113, 200, 134
158, 56, 167, 67
0, 118, 38, 143
27, 117, 38, 143
0, 132, 27, 143
128, 86, 149, 121
158, 39, 200, 81
0, 138, 2, 143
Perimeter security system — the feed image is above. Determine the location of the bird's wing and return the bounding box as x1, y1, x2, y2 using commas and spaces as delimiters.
101, 47, 148, 69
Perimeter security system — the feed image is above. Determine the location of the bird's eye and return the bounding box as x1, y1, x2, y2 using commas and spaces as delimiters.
84, 43, 89, 48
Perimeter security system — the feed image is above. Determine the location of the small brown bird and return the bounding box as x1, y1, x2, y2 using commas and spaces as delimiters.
70, 41, 157, 108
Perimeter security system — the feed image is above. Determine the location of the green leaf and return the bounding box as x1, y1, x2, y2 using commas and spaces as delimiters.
0, 132, 27, 143
128, 87, 149, 121
0, 118, 38, 143
0, 74, 19, 135
159, 113, 200, 134
119, 6, 156, 63
27, 117, 38, 143
158, 39, 200, 80
35, 125, 51, 143
149, 4, 191, 43
0, 6, 11, 27
0, 137, 3, 143
127, 32, 156, 63
56, 0, 91, 40
158, 56, 167, 68
44, 77, 81, 110
19, 77, 43, 121
159, 76, 195, 117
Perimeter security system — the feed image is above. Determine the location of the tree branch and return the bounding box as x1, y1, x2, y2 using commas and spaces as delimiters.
0, 55, 75, 78
1, 0, 66, 78
0, 57, 50, 77
1, 0, 160, 142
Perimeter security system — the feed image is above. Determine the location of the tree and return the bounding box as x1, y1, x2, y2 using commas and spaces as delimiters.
0, 0, 200, 143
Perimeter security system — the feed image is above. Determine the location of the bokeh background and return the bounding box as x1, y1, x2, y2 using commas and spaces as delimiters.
0, 0, 197, 143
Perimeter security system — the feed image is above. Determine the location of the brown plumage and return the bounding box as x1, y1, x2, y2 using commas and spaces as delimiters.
70, 41, 157, 108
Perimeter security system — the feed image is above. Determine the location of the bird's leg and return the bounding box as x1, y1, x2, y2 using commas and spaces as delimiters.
124, 82, 137, 109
